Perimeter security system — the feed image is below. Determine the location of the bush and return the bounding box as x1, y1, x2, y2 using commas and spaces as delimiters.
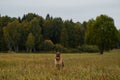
39, 40, 54, 51
69, 48, 80, 53
54, 44, 68, 53
77, 45, 99, 53
54, 44, 80, 53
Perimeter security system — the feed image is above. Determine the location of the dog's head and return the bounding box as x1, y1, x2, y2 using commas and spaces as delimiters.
56, 52, 60, 61
56, 52, 60, 57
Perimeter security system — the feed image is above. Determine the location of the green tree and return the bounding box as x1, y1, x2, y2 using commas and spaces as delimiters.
22, 13, 40, 22
3, 20, 21, 52
51, 18, 63, 43
85, 14, 119, 54
0, 16, 13, 51
118, 30, 120, 39
118, 30, 120, 48
30, 17, 43, 51
1, 16, 12, 27
74, 22, 85, 46
60, 27, 68, 47
82, 21, 87, 30
43, 17, 53, 40
85, 19, 95, 44
26, 33, 35, 52
64, 20, 76, 48
0, 16, 2, 51
46, 14, 51, 20
20, 21, 31, 51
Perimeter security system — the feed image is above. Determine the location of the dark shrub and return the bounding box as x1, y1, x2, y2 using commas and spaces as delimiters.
54, 44, 68, 52
78, 45, 99, 53
39, 40, 54, 51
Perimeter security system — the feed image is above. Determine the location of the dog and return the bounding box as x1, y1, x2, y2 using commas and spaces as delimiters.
54, 52, 64, 70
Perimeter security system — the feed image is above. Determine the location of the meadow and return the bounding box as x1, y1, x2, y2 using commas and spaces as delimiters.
0, 49, 120, 80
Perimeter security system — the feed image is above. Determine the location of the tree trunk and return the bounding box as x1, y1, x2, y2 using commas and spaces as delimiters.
15, 46, 18, 52
100, 48, 104, 54
33, 48, 36, 52
100, 50, 103, 54
27, 48, 29, 53
30, 48, 32, 53
8, 43, 12, 52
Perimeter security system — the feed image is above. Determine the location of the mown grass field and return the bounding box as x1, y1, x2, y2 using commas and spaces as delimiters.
0, 49, 120, 80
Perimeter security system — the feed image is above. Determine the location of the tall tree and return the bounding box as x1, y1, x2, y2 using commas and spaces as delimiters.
64, 20, 76, 48
26, 33, 35, 52
85, 19, 95, 44
43, 17, 53, 40
3, 20, 21, 52
0, 16, 2, 51
46, 14, 51, 20
1, 16, 12, 27
74, 22, 85, 46
51, 18, 63, 44
30, 17, 43, 51
19, 21, 31, 51
85, 14, 119, 54
119, 30, 120, 41
1, 16, 13, 51
118, 30, 120, 48
60, 26, 68, 47
82, 21, 87, 30
22, 13, 40, 22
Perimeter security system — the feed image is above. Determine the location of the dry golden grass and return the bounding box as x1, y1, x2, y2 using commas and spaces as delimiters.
0, 49, 120, 80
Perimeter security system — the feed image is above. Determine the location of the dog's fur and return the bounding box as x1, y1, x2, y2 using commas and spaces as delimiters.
55, 52, 64, 70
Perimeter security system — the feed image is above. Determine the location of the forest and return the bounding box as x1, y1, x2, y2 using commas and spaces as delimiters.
0, 13, 120, 54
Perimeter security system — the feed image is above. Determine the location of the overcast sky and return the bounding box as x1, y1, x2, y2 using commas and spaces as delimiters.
0, 0, 120, 29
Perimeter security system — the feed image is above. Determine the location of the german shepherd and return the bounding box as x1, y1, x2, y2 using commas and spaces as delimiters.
55, 52, 64, 70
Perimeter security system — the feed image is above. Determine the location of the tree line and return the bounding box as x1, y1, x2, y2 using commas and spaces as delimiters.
0, 13, 120, 54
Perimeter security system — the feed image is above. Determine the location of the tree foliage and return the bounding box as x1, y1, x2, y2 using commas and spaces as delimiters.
85, 15, 119, 54
0, 13, 119, 53
30, 17, 43, 51
3, 20, 21, 52
26, 33, 35, 52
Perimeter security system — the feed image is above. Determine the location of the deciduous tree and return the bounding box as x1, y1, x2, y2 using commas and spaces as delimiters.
85, 15, 119, 54
26, 33, 35, 52
3, 20, 21, 52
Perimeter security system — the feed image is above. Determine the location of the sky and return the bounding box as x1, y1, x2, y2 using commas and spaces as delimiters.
0, 0, 120, 29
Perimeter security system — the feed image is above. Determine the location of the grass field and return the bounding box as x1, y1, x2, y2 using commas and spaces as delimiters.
0, 49, 120, 80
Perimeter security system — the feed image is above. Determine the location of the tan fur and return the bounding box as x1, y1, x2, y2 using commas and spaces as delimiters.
55, 57, 64, 70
